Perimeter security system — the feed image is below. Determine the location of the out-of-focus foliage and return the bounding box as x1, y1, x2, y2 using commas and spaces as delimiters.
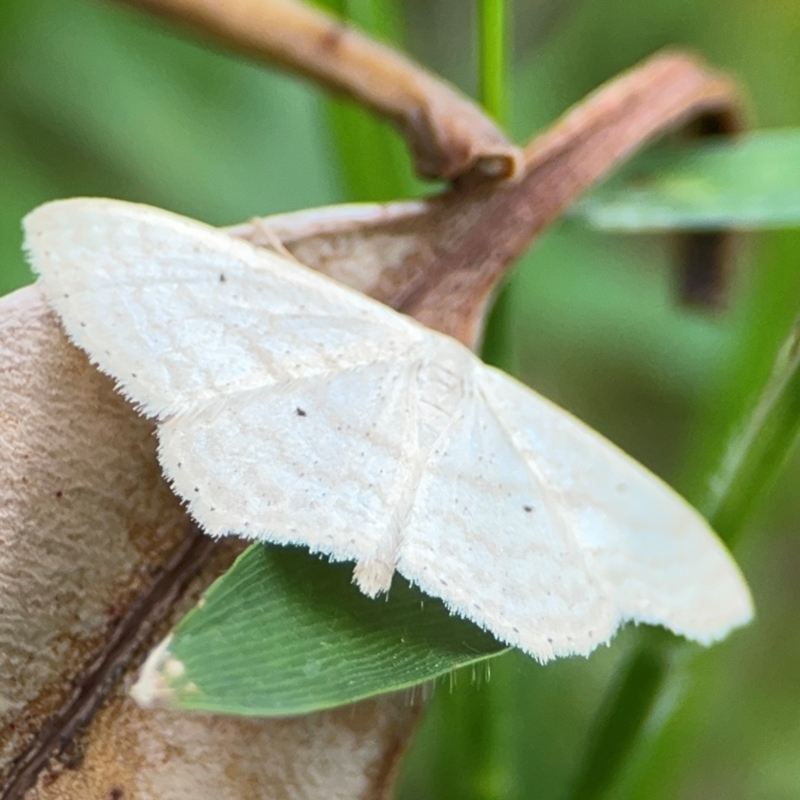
0, 0, 340, 295
577, 132, 800, 232
1, 1, 799, 799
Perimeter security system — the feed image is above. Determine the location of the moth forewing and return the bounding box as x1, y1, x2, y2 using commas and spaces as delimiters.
24, 198, 753, 661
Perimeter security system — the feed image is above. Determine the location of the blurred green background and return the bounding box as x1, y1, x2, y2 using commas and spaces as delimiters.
2, 0, 799, 798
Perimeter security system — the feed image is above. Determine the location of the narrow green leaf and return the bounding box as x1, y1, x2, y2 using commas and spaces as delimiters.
477, 0, 508, 125
566, 309, 800, 800
700, 319, 800, 542
318, 0, 421, 201
569, 633, 672, 800
146, 545, 505, 716
576, 130, 800, 231
477, 0, 516, 375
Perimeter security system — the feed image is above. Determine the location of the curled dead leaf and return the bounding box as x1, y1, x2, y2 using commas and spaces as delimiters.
233, 52, 745, 349
0, 289, 420, 799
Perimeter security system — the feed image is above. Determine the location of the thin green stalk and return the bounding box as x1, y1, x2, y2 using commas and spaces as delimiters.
434, 656, 517, 800
566, 292, 800, 798
477, 0, 516, 375
702, 319, 800, 541
442, 5, 518, 800
320, 0, 418, 201
569, 634, 672, 800
481, 284, 516, 370
478, 0, 507, 124
679, 232, 800, 517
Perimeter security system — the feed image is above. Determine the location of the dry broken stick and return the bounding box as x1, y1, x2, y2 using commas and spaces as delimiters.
114, 0, 741, 305
395, 50, 743, 332
115, 0, 739, 303
233, 51, 744, 346
112, 0, 523, 181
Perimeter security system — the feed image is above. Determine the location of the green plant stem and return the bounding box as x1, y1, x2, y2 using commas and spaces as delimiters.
478, 0, 507, 124
701, 319, 800, 541
320, 0, 417, 201
477, 0, 516, 376
480, 284, 516, 371
451, 5, 518, 800
566, 278, 800, 798
435, 655, 517, 800
569, 635, 672, 800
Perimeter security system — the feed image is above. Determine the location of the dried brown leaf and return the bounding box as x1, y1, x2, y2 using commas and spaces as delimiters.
233, 52, 744, 348
0, 288, 419, 800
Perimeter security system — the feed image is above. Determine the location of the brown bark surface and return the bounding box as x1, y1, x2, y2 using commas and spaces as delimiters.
0, 289, 418, 800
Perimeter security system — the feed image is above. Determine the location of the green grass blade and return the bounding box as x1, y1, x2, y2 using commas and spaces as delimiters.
478, 0, 507, 124
146, 545, 505, 716
569, 634, 672, 800
317, 0, 421, 201
566, 289, 800, 799
478, 0, 516, 375
576, 130, 800, 231
679, 230, 800, 525
701, 320, 800, 541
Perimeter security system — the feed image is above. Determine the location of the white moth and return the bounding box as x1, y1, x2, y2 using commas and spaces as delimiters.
24, 198, 752, 661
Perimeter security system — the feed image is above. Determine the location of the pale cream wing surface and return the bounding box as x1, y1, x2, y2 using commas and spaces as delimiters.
24, 199, 422, 419
395, 352, 619, 660
157, 356, 425, 578
476, 366, 753, 644
23, 198, 463, 585
23, 197, 753, 660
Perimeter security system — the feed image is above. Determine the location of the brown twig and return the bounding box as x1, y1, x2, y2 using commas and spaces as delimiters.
114, 1, 741, 311
234, 52, 742, 348
112, 0, 523, 181
388, 52, 742, 344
